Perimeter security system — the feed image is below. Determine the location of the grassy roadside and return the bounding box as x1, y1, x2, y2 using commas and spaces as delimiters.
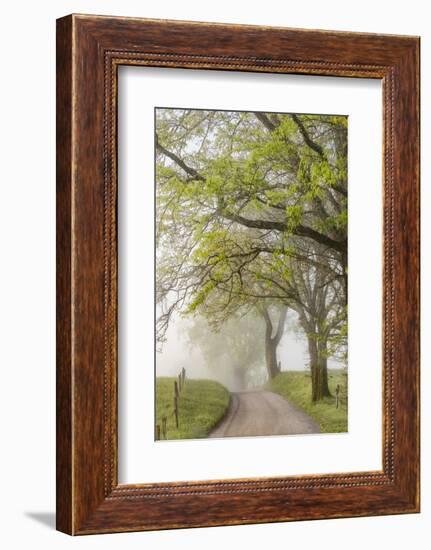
155, 377, 230, 440
268, 370, 348, 433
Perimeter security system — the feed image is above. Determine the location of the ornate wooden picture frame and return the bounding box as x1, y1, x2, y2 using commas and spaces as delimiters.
56, 14, 420, 535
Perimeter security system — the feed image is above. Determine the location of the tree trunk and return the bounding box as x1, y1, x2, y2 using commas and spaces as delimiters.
262, 306, 288, 380
319, 351, 331, 399
318, 338, 331, 398
307, 334, 331, 401
265, 336, 280, 379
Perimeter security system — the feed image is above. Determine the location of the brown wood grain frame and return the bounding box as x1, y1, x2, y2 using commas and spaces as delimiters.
56, 14, 420, 535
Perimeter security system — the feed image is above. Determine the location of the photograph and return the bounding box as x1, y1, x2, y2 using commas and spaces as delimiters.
155, 107, 348, 441
0, 0, 423, 545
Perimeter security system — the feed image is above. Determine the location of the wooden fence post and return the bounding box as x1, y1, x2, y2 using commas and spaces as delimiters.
156, 424, 161, 440
174, 380, 179, 398
178, 373, 182, 392
182, 367, 186, 386
162, 415, 167, 439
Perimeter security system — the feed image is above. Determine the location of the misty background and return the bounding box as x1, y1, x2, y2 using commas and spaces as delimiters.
156, 311, 342, 391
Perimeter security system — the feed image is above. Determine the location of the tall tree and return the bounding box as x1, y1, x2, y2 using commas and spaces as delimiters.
155, 108, 348, 398
287, 245, 345, 400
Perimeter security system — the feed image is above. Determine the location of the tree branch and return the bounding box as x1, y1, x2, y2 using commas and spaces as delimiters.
290, 114, 325, 158
253, 112, 278, 131
222, 209, 346, 253
156, 135, 347, 255
155, 133, 205, 181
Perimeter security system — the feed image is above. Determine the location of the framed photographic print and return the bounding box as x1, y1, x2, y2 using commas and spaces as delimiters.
56, 14, 420, 535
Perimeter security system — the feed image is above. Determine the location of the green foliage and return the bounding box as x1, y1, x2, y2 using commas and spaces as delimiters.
155, 108, 348, 362
156, 112, 348, 270
286, 204, 304, 232
268, 370, 348, 433
155, 377, 230, 440
186, 281, 217, 313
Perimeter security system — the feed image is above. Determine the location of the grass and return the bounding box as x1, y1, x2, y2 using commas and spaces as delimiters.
155, 377, 230, 440
268, 370, 348, 433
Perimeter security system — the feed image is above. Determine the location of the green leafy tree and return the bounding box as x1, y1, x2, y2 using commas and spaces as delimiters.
156, 108, 347, 399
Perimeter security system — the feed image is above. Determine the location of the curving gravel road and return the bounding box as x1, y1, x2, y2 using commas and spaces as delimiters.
209, 389, 320, 438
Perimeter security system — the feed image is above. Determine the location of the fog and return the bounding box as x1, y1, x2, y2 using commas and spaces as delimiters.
156, 310, 343, 391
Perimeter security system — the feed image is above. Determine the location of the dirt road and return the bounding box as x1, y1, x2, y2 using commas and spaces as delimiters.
209, 389, 320, 438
